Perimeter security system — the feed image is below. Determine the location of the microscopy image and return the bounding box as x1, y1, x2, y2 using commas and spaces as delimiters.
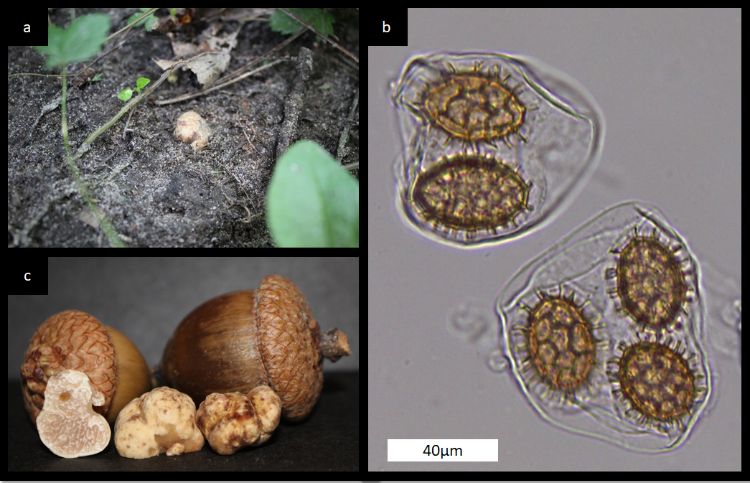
389, 51, 604, 247
371, 8, 739, 471
496, 201, 713, 453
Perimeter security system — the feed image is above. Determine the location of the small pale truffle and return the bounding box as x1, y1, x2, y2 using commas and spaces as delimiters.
196, 385, 282, 455
36, 370, 111, 458
174, 111, 211, 151
114, 386, 204, 459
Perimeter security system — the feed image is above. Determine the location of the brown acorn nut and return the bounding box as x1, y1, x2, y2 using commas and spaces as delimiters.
161, 274, 351, 421
21, 310, 152, 424
36, 369, 111, 458
196, 385, 282, 455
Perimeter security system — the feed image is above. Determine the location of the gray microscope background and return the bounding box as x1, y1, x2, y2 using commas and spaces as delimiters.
9, 257, 359, 377
369, 8, 740, 471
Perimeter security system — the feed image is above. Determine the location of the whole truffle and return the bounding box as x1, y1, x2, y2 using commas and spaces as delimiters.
174, 110, 211, 151
196, 385, 281, 455
114, 387, 204, 459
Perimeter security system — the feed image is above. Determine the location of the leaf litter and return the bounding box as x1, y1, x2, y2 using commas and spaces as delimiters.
154, 23, 239, 87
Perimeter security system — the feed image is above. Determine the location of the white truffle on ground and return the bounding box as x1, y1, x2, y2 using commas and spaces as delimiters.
196, 385, 281, 455
114, 386, 204, 459
174, 110, 211, 151
36, 369, 111, 458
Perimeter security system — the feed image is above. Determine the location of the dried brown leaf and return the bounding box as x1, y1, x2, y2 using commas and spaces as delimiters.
156, 27, 239, 87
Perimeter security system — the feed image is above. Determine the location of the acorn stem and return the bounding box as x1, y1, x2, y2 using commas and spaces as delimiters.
319, 328, 351, 362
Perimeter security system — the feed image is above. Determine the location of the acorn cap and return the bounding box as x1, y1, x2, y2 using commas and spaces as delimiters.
21, 310, 117, 423
255, 275, 324, 421
160, 275, 351, 421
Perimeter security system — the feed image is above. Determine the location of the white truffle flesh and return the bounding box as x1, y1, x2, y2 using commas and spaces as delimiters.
36, 369, 111, 458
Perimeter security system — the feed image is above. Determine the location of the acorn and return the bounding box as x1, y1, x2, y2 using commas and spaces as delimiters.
21, 310, 152, 424
161, 275, 351, 421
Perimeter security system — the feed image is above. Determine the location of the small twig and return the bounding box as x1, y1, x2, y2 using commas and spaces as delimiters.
275, 47, 313, 158
279, 8, 358, 64
239, 205, 263, 224
218, 162, 261, 223
220, 163, 251, 200
8, 72, 63, 79
327, 53, 359, 77
153, 59, 286, 106
344, 162, 359, 171
336, 88, 359, 162
237, 11, 272, 24
70, 34, 131, 82
239, 122, 260, 156
105, 158, 132, 182
106, 8, 158, 43
122, 105, 137, 139
219, 30, 304, 85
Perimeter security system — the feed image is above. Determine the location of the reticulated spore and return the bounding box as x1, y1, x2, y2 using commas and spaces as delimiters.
407, 152, 531, 243
607, 228, 694, 332
608, 336, 706, 435
520, 289, 598, 394
418, 62, 527, 146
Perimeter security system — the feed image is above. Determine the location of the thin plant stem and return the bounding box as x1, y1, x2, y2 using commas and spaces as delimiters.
106, 8, 158, 42
60, 69, 126, 247
8, 72, 64, 79
336, 88, 358, 162
279, 8, 358, 64
218, 29, 304, 85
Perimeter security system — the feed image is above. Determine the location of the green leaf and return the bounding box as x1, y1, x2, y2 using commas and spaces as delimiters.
266, 141, 358, 247
118, 88, 133, 102
144, 14, 158, 31
135, 76, 151, 92
91, 72, 103, 82
34, 14, 110, 68
127, 8, 157, 31
127, 8, 148, 26
269, 8, 334, 37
